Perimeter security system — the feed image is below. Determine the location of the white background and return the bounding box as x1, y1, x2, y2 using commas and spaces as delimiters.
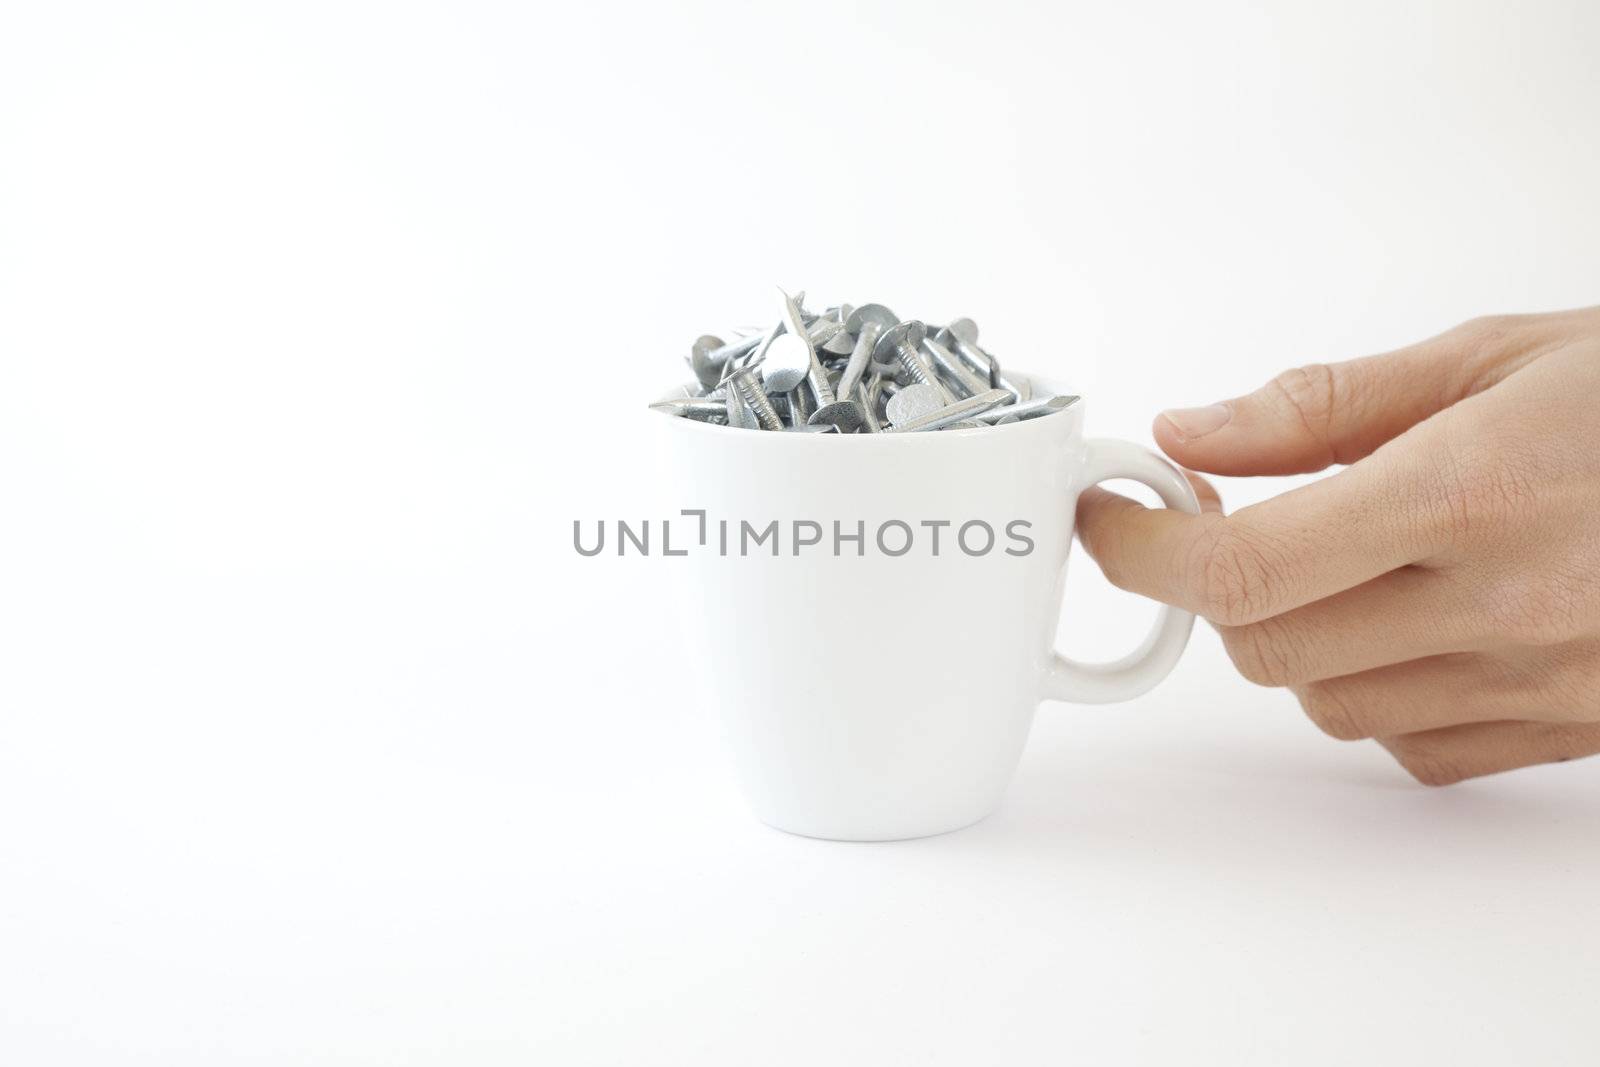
3, 1, 1599, 1063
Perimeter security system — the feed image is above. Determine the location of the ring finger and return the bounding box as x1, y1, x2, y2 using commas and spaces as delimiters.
1216, 564, 1486, 687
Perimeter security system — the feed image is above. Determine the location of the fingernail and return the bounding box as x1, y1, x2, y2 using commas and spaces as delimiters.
1160, 402, 1232, 442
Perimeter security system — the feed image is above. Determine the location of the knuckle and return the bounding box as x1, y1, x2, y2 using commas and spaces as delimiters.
1453, 444, 1544, 534
1297, 682, 1368, 740
1484, 573, 1588, 645
1420, 418, 1543, 548
1439, 314, 1554, 396
1268, 363, 1339, 450
1185, 518, 1285, 625
1416, 422, 1477, 544
1220, 619, 1300, 687
1456, 313, 1517, 346
1447, 314, 1530, 366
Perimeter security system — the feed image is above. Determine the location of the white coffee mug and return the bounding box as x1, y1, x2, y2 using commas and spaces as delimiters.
659, 377, 1199, 840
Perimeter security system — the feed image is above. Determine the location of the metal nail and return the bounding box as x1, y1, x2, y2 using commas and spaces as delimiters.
971, 393, 1078, 423
932, 318, 992, 379
758, 331, 813, 394
921, 336, 990, 398
687, 335, 728, 390
884, 388, 1012, 433
873, 321, 956, 406
857, 380, 882, 433
836, 320, 882, 402
885, 381, 945, 427
725, 365, 785, 431
845, 304, 898, 335
787, 381, 815, 426
649, 397, 728, 422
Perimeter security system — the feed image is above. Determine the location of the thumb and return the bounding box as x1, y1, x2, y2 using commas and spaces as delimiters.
1153, 327, 1509, 476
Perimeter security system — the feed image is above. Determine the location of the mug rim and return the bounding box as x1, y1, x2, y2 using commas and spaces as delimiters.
650, 371, 1082, 444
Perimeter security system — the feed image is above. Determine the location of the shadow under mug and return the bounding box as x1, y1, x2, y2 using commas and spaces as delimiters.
658, 377, 1199, 840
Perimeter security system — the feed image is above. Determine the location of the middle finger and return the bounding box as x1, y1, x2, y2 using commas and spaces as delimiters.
1214, 564, 1485, 687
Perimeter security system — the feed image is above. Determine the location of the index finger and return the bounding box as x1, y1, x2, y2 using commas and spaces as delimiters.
1076, 419, 1454, 625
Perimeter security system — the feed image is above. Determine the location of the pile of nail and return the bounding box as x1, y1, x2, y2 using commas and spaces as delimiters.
649, 289, 1078, 433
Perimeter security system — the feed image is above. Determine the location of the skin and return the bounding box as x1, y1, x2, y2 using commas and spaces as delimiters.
1075, 307, 1600, 785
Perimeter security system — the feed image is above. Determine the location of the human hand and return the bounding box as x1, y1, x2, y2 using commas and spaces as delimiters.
1076, 308, 1600, 784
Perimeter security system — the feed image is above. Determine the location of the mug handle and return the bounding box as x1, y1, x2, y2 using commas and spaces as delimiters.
1042, 437, 1201, 705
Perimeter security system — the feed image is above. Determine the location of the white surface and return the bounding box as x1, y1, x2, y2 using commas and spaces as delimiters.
3, 1, 1599, 1063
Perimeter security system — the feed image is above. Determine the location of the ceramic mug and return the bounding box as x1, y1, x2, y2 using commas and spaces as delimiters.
658, 377, 1199, 840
